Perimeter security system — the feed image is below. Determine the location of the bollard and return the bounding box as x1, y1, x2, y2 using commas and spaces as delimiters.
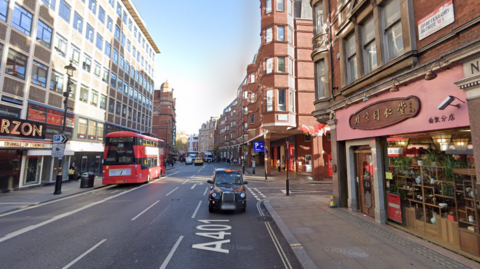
286, 178, 289, 196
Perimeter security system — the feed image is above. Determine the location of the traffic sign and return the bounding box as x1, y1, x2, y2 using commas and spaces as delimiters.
253, 141, 264, 152
52, 143, 65, 158
53, 134, 68, 144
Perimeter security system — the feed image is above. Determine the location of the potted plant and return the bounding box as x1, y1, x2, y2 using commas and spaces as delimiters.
425, 149, 440, 166
413, 156, 424, 166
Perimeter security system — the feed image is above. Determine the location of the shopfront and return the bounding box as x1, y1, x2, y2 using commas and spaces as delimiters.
335, 64, 479, 258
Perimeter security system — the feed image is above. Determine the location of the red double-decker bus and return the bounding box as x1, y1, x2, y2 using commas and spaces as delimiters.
102, 131, 165, 185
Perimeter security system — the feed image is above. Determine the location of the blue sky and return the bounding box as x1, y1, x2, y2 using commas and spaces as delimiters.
132, 0, 261, 135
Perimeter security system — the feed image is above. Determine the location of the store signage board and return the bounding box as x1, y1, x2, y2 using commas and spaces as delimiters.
349, 96, 421, 130
387, 193, 402, 223
253, 141, 264, 152
0, 117, 45, 139
418, 0, 454, 40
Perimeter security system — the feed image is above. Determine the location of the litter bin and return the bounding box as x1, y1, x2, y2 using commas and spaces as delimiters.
80, 172, 95, 188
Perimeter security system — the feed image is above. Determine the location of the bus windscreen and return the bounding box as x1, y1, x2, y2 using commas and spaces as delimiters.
105, 137, 136, 164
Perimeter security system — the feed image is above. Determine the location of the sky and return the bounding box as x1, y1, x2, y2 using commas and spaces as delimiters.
132, 0, 261, 135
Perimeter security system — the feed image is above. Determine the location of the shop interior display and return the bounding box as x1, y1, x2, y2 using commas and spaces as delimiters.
387, 131, 479, 256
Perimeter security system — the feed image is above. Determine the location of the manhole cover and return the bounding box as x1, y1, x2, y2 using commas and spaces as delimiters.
257, 216, 273, 222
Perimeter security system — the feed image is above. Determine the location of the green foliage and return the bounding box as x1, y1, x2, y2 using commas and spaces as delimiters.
425, 149, 440, 165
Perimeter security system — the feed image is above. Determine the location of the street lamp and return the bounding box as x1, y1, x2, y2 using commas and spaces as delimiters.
54, 61, 76, 195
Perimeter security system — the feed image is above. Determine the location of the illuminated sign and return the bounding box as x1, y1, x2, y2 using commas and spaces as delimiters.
0, 117, 45, 139
0, 141, 51, 148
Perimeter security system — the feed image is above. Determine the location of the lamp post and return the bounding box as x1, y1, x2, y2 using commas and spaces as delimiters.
54, 61, 76, 195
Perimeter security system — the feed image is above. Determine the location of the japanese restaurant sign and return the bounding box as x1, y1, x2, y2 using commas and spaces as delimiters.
349, 96, 421, 130
418, 0, 454, 40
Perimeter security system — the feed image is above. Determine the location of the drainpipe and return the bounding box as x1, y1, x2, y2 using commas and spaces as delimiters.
327, 0, 335, 101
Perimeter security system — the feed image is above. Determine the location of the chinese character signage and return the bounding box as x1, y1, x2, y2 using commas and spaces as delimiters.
349, 96, 421, 130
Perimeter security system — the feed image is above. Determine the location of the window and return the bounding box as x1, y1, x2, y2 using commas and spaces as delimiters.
289, 90, 294, 112
278, 89, 286, 111
130, 66, 134, 77
315, 59, 326, 99
113, 49, 118, 64
277, 26, 285, 41
277, 57, 285, 72
108, 0, 114, 8
78, 118, 88, 136
132, 46, 136, 58
107, 16, 113, 32
123, 82, 128, 95
266, 58, 273, 74
125, 61, 130, 74
91, 90, 98, 106
42, 0, 55, 10
88, 0, 96, 14
50, 72, 64, 93
250, 92, 255, 103
115, 101, 121, 115
12, 4, 33, 36
108, 98, 115, 113
116, 2, 121, 17
288, 27, 293, 44
134, 26, 137, 38
122, 11, 127, 24
384, 0, 403, 61
117, 78, 122, 91
54, 34, 67, 57
288, 58, 294, 76
96, 33, 103, 50
86, 24, 94, 43
314, 1, 324, 35
100, 94, 107, 110
250, 113, 255, 124
128, 18, 132, 31
110, 72, 117, 88
114, 26, 120, 40
6, 48, 27, 80
119, 55, 124, 69
98, 6, 105, 24
134, 90, 138, 101
0, 0, 8, 22
102, 67, 109, 83
122, 104, 127, 117
277, 0, 284, 11
83, 54, 91, 72
97, 123, 104, 139
93, 61, 101, 77
266, 0, 271, 13
88, 120, 97, 138
70, 44, 80, 65
31, 61, 48, 87
104, 42, 111, 57
121, 33, 125, 46
135, 70, 139, 82
346, 34, 357, 83
127, 39, 131, 51
73, 12, 83, 34
266, 89, 273, 111
59, 0, 71, 23
36, 20, 52, 48
363, 18, 377, 73
68, 81, 77, 99
80, 86, 88, 103
266, 27, 272, 43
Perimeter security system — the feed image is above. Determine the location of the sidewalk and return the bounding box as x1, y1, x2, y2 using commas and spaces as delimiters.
0, 163, 179, 215
264, 195, 480, 269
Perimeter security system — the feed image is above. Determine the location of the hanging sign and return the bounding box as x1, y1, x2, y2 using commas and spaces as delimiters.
349, 96, 421, 130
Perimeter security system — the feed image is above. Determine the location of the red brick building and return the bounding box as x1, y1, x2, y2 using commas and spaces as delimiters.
310, 0, 480, 259
152, 81, 176, 157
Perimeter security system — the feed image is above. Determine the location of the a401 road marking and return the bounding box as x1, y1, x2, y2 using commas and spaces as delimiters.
192, 220, 231, 254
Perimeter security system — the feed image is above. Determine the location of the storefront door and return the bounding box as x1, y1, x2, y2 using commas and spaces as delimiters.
24, 156, 43, 185
356, 150, 375, 217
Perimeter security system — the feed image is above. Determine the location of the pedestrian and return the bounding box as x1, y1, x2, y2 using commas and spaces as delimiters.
69, 162, 77, 181
277, 159, 280, 172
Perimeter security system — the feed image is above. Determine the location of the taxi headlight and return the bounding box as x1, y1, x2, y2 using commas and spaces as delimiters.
239, 192, 245, 199
212, 192, 217, 198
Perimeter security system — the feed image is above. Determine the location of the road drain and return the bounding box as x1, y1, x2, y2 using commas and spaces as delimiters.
257, 216, 273, 222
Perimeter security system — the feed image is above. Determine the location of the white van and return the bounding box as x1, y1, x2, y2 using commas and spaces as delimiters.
185, 151, 198, 165
205, 153, 213, 163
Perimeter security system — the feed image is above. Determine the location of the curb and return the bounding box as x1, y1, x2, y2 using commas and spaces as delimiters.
263, 197, 319, 269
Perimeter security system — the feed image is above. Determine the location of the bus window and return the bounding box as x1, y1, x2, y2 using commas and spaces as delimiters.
105, 137, 135, 164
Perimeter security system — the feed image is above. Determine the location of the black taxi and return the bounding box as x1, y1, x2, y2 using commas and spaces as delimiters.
207, 169, 248, 213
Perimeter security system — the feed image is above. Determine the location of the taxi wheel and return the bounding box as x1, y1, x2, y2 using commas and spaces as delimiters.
209, 204, 214, 213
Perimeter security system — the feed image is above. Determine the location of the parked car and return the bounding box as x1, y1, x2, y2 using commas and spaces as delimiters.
185, 156, 194, 165
195, 156, 204, 166
207, 169, 248, 213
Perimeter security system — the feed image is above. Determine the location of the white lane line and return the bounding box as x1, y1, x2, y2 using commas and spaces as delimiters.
159, 236, 184, 269
246, 186, 260, 201
190, 184, 197, 190
191, 201, 202, 219
254, 188, 267, 198
62, 239, 107, 269
203, 187, 209, 196
131, 200, 160, 221
166, 187, 179, 196
182, 179, 191, 185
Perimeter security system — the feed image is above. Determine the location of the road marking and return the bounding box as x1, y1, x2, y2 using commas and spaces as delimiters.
191, 201, 202, 219
131, 200, 160, 221
257, 201, 292, 269
62, 239, 107, 269
159, 236, 184, 269
253, 188, 267, 198
166, 187, 179, 196
203, 187, 209, 196
246, 186, 260, 201
191, 184, 197, 190
182, 179, 191, 184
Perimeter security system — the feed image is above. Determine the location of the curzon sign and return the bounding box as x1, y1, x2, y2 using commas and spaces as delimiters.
0, 117, 45, 139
